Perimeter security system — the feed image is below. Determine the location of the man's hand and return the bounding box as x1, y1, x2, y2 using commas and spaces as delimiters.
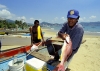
57, 63, 65, 71
58, 32, 68, 40
61, 34, 68, 40
42, 41, 45, 46
64, 34, 68, 39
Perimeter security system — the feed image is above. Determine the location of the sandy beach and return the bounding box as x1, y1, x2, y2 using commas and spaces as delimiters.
68, 35, 100, 71
0, 28, 100, 71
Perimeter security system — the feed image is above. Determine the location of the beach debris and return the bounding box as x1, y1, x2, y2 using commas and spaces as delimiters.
81, 40, 86, 44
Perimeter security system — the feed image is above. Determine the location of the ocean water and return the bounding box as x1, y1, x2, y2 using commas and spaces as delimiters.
42, 24, 100, 36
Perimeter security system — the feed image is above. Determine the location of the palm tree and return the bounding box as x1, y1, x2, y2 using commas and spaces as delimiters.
22, 22, 27, 29
15, 20, 19, 31
3, 20, 7, 29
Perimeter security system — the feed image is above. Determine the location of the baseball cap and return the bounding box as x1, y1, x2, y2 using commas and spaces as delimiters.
67, 9, 79, 19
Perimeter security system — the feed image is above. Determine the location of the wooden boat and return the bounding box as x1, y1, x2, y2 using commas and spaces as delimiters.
0, 37, 80, 71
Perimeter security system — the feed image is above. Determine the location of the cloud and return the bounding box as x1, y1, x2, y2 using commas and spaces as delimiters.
30, 18, 34, 20
28, 18, 34, 23
89, 16, 96, 19
17, 16, 26, 22
39, 19, 42, 21
0, 4, 7, 9
52, 20, 54, 23
54, 17, 58, 21
83, 17, 86, 19
29, 18, 42, 22
0, 9, 15, 19
79, 18, 84, 21
79, 16, 97, 22
51, 17, 66, 23
61, 17, 66, 21
30, 18, 42, 21
0, 4, 27, 22
50, 17, 59, 23
0, 4, 16, 20
79, 17, 86, 21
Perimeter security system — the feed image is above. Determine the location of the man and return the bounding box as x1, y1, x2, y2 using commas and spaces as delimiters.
56, 9, 84, 71
48, 9, 84, 71
29, 20, 44, 45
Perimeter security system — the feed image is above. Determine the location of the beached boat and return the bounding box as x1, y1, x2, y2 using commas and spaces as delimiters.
0, 37, 78, 71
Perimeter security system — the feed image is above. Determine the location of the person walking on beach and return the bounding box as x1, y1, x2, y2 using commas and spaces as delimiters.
29, 20, 44, 45
47, 9, 84, 71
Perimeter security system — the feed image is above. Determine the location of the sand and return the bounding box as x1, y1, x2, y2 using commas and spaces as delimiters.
68, 35, 100, 71
0, 28, 100, 71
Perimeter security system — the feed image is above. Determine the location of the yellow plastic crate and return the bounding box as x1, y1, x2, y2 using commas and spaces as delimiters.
25, 58, 47, 71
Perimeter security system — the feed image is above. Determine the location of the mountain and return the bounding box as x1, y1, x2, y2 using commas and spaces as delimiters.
80, 22, 100, 26
1, 18, 100, 26
40, 22, 62, 27
0, 18, 14, 23
6, 19, 15, 23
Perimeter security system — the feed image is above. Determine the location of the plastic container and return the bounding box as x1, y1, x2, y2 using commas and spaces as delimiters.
25, 58, 47, 71
8, 59, 24, 71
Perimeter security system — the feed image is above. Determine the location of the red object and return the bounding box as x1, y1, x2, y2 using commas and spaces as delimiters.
0, 42, 45, 58
0, 45, 31, 58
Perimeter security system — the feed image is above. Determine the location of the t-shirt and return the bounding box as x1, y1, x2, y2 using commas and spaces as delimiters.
58, 22, 84, 50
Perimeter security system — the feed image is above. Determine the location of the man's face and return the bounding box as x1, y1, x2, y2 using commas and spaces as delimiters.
35, 22, 39, 27
67, 18, 78, 28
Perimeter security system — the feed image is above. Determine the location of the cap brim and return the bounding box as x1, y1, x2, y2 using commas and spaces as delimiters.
67, 15, 78, 19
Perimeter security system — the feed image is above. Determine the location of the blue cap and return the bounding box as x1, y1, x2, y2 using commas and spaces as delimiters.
67, 9, 79, 19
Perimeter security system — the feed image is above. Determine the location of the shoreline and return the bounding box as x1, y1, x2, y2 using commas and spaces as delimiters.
1, 27, 100, 36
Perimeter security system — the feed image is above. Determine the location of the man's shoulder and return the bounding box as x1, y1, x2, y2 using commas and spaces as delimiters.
76, 23, 84, 33
77, 23, 83, 29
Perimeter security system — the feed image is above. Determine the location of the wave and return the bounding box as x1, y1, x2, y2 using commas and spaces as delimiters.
85, 31, 100, 34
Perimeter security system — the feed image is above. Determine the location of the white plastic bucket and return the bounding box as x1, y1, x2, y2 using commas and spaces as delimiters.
8, 59, 24, 71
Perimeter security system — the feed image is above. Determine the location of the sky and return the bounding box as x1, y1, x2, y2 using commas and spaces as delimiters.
0, 0, 100, 24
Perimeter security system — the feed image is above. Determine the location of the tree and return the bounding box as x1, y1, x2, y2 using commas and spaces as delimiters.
22, 22, 28, 29
3, 20, 8, 29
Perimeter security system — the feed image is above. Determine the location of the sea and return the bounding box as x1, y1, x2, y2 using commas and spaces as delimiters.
42, 23, 100, 36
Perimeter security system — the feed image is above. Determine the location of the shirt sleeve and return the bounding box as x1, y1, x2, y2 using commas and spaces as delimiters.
72, 31, 84, 50
58, 23, 67, 33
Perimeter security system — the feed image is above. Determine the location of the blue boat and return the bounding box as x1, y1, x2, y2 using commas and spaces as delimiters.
0, 37, 62, 71
0, 37, 77, 71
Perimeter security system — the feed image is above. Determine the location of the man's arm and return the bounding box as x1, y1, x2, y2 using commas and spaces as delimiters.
29, 27, 33, 45
58, 32, 66, 40
58, 23, 67, 40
